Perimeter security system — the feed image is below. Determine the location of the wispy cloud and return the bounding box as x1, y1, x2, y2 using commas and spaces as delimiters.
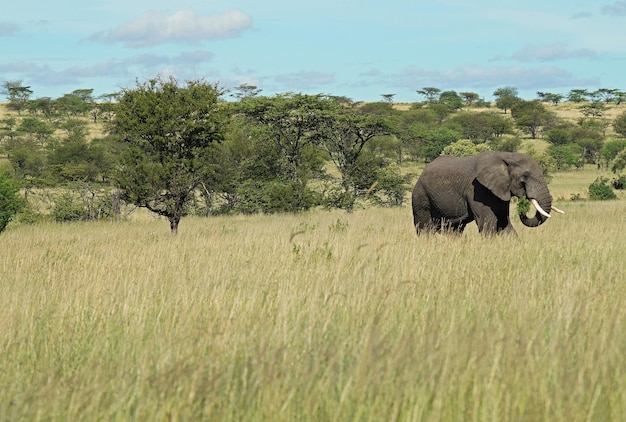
602, 1, 626, 15
390, 65, 597, 92
0, 50, 216, 91
511, 44, 598, 62
90, 9, 253, 48
0, 21, 19, 36
273, 71, 335, 90
492, 44, 598, 62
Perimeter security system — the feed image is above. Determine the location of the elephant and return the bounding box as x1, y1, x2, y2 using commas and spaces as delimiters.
411, 151, 564, 235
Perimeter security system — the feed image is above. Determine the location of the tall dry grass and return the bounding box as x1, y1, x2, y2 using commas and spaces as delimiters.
1, 199, 625, 421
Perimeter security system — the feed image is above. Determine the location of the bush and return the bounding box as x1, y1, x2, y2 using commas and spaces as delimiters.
546, 144, 582, 170
0, 173, 22, 233
234, 180, 320, 214
588, 177, 617, 200
371, 165, 414, 207
612, 111, 626, 137
52, 193, 90, 222
612, 174, 626, 190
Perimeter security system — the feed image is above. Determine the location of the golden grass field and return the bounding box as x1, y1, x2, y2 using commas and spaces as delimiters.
1, 185, 625, 420
1, 101, 626, 420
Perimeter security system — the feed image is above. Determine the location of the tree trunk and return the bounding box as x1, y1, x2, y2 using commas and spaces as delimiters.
169, 215, 180, 235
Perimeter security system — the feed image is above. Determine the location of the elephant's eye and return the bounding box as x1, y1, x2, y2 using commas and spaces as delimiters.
521, 171, 530, 181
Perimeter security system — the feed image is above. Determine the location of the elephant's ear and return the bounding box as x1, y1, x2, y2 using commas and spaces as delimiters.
475, 154, 511, 201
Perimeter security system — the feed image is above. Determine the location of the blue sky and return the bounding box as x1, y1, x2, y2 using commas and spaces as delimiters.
2, 0, 626, 102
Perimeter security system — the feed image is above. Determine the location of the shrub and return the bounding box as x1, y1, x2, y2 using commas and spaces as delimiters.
588, 177, 617, 200
234, 180, 320, 214
612, 111, 626, 137
611, 174, 626, 190
0, 173, 22, 233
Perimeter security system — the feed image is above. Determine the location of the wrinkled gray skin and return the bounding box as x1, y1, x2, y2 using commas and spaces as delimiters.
412, 151, 553, 235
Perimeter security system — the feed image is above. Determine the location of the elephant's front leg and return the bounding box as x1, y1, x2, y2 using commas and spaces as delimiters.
475, 203, 516, 235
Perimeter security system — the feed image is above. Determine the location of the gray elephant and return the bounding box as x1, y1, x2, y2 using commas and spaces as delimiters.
411, 151, 564, 235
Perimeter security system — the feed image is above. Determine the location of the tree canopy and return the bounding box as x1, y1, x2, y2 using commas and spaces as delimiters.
112, 76, 225, 234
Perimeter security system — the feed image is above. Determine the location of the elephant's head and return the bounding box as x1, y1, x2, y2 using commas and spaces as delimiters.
475, 151, 563, 227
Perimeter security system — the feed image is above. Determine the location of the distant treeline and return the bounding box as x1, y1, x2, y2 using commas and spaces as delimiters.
1, 78, 626, 233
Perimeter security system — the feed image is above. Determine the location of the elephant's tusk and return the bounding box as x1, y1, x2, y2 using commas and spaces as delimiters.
531, 199, 551, 218
551, 205, 565, 214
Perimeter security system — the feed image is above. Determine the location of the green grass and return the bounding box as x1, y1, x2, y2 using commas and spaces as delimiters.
1, 198, 625, 420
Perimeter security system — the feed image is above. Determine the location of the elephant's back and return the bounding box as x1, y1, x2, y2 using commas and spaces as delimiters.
422, 155, 473, 177
418, 155, 473, 196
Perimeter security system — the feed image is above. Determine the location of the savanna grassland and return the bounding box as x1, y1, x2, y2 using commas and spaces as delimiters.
1, 187, 625, 420
2, 98, 626, 421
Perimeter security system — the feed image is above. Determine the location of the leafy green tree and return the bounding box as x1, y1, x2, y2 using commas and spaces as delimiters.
0, 117, 18, 142
568, 89, 589, 103
230, 83, 262, 100
112, 76, 226, 234
594, 88, 619, 103
459, 92, 480, 106
438, 90, 464, 111
537, 91, 563, 105
493, 86, 520, 114
17, 117, 54, 146
380, 93, 396, 104
611, 147, 626, 174
418, 126, 460, 161
442, 139, 491, 156
236, 93, 335, 183
511, 100, 555, 139
491, 136, 522, 152
5, 138, 47, 180
602, 140, 626, 167
416, 87, 441, 103
28, 97, 55, 118
612, 111, 626, 137
315, 103, 391, 210
1, 80, 33, 115
370, 164, 413, 207
546, 144, 582, 170
447, 112, 511, 142
0, 172, 21, 233
546, 127, 572, 145
97, 93, 120, 122
54, 92, 92, 116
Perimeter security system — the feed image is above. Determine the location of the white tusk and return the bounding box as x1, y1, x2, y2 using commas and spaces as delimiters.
531, 198, 551, 218
551, 205, 565, 214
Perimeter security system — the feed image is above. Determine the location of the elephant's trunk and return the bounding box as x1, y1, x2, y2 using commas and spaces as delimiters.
519, 185, 553, 227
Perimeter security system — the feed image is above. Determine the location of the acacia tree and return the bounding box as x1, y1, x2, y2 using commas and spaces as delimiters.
236, 93, 334, 183
113, 77, 225, 234
1, 80, 33, 115
493, 86, 520, 114
416, 87, 441, 103
511, 100, 555, 139
315, 102, 391, 209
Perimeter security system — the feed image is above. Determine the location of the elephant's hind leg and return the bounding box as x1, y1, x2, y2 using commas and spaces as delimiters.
414, 215, 433, 235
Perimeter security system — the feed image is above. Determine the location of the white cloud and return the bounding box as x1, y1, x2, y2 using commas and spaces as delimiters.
90, 9, 252, 47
